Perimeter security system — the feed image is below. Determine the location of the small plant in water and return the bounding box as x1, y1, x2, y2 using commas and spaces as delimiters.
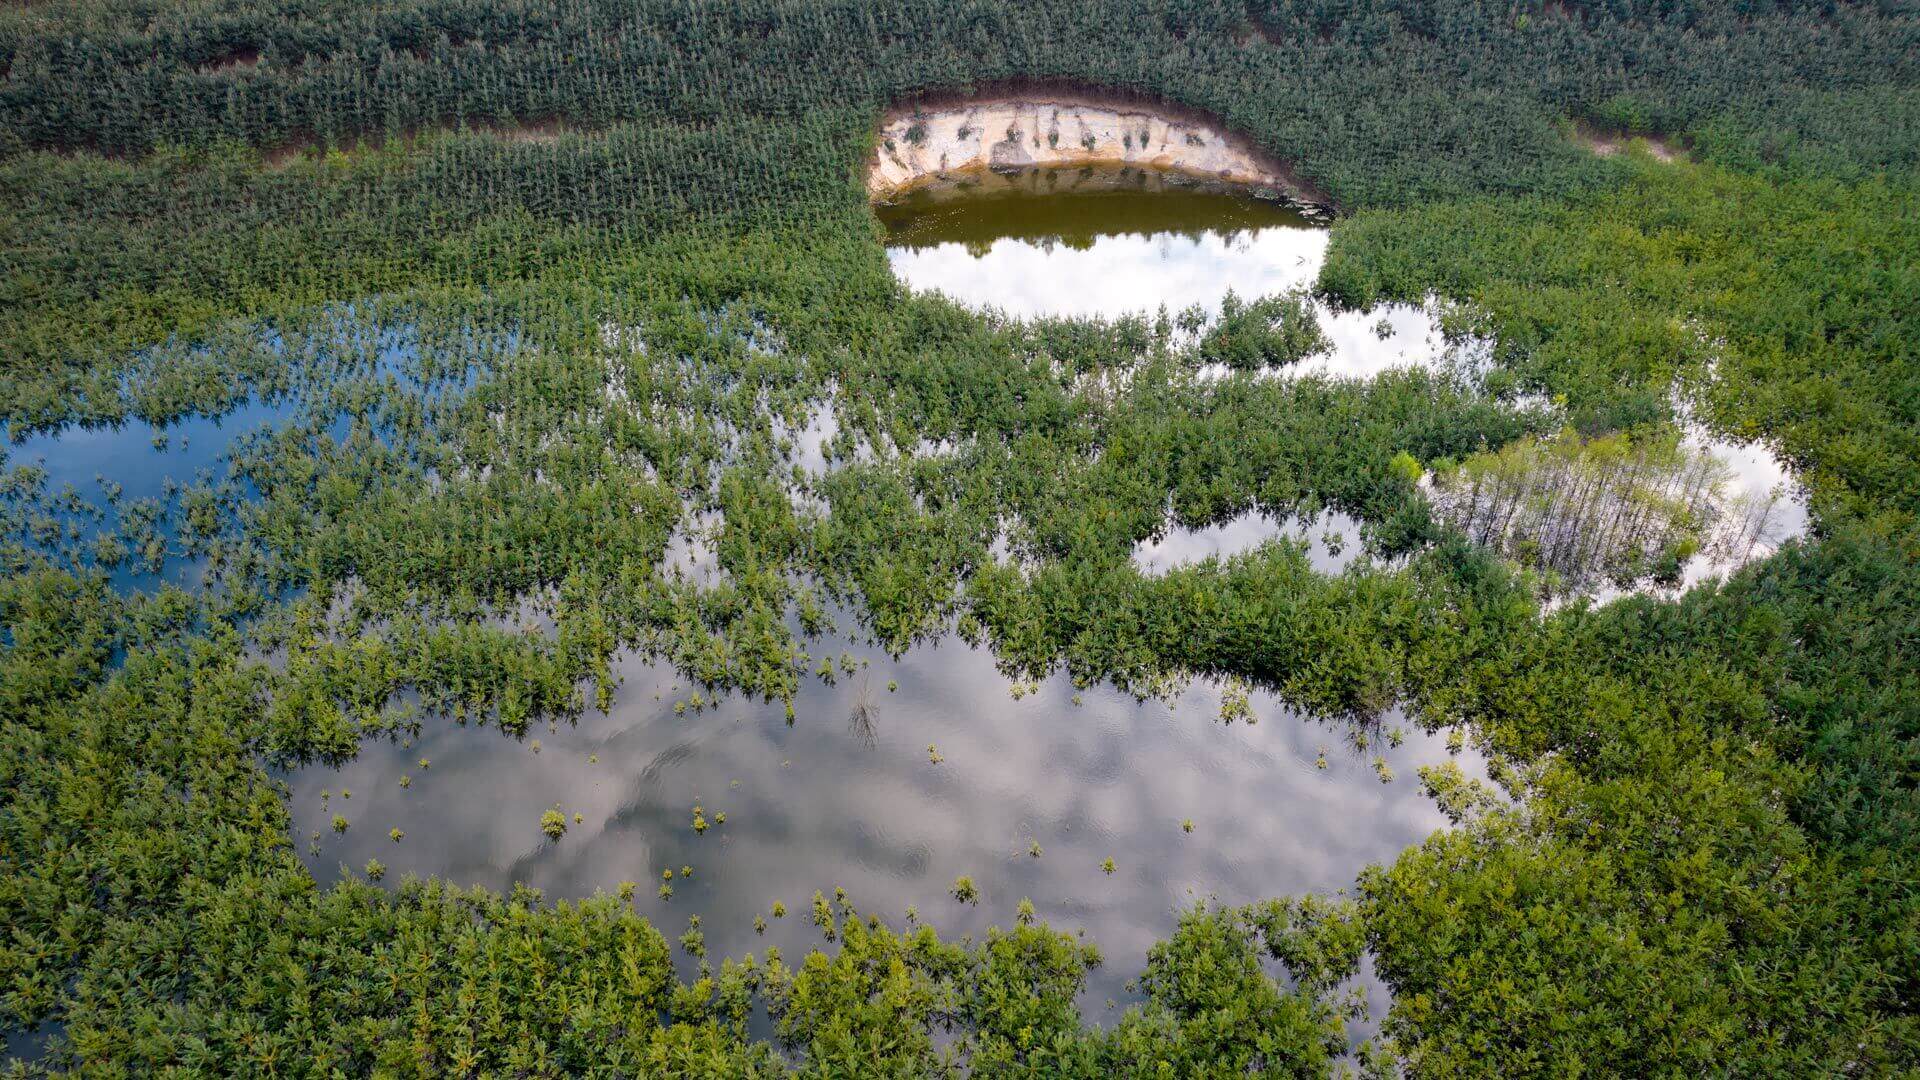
771, 901, 787, 919
1219, 678, 1254, 724
417, 758, 429, 770
1374, 757, 1396, 783
1182, 818, 1195, 834
541, 807, 567, 839
619, 881, 636, 901
1101, 858, 1116, 875
927, 743, 943, 764
658, 882, 673, 900
1017, 898, 1036, 925
364, 859, 385, 881
389, 828, 405, 842
331, 815, 349, 833
1315, 748, 1329, 770
398, 774, 411, 789
754, 915, 767, 935
1029, 840, 1043, 858
681, 865, 693, 878
692, 808, 708, 833
714, 811, 726, 825
951, 876, 979, 904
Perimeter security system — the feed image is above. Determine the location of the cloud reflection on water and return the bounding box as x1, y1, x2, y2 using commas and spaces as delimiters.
289, 626, 1471, 1012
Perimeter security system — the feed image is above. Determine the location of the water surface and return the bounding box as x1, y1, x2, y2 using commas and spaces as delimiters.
880, 166, 1453, 380
288, 622, 1468, 1012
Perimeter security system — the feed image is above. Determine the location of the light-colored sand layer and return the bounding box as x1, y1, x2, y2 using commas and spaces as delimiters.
870, 97, 1327, 215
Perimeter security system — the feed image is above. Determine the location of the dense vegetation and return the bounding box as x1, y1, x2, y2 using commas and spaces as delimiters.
3, 0, 1917, 1074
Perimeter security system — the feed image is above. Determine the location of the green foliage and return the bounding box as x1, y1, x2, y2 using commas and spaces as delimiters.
0, 0, 1916, 1073
1197, 289, 1330, 370
1323, 161, 1920, 522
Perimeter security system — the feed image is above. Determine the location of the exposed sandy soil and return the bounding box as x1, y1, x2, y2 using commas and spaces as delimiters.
1573, 123, 1686, 163
870, 90, 1331, 215
261, 119, 576, 169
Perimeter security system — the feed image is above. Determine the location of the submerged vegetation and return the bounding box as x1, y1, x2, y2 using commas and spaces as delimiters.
1, 0, 1918, 1073
1426, 426, 1790, 593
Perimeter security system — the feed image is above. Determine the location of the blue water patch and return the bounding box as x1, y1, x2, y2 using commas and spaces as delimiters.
0, 309, 490, 597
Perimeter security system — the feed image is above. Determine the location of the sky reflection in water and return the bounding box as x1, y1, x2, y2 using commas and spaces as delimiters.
282, 178, 1478, 1021
881, 176, 1450, 380
289, 625, 1470, 1014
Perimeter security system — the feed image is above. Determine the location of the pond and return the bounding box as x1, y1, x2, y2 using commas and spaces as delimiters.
876, 165, 1808, 598
1, 402, 285, 594
286, 617, 1470, 1016
269, 176, 1485, 1027
17, 168, 1802, 1046
879, 165, 1453, 379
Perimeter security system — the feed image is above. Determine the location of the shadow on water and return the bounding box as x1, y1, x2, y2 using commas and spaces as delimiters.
876, 165, 1314, 252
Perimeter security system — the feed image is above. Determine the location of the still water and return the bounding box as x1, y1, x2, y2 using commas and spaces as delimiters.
882, 168, 1806, 594
18, 171, 1796, 1043
288, 620, 1467, 1015
277, 177, 1482, 1025
880, 166, 1451, 379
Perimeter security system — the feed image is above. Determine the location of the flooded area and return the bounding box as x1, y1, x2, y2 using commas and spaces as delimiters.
1, 402, 285, 593
879, 166, 1454, 379
877, 167, 1804, 598
1424, 422, 1808, 600
286, 621, 1470, 1012
4, 166, 1803, 1049
266, 176, 1479, 1017
1133, 509, 1365, 577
